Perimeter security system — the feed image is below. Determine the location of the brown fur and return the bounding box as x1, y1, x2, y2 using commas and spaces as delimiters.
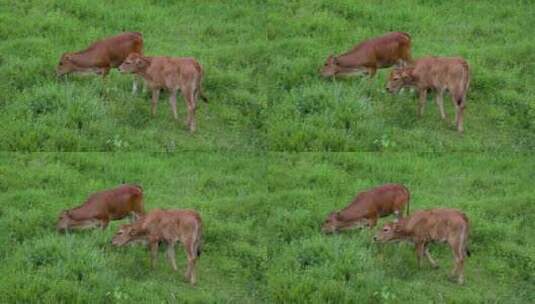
386, 56, 470, 133
111, 209, 203, 285
118, 53, 207, 133
321, 32, 412, 78
56, 32, 143, 91
56, 184, 144, 232
322, 184, 410, 233
374, 208, 470, 284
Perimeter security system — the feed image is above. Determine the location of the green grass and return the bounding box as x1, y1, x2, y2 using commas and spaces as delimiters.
1, 153, 534, 303
1, 0, 534, 303
1, 0, 534, 151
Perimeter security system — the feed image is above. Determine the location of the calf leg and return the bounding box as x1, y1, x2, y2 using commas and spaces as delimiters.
169, 90, 178, 120
151, 89, 160, 117
424, 246, 439, 268
418, 89, 428, 117
185, 239, 198, 285
166, 244, 178, 272
456, 104, 465, 133
415, 242, 425, 267
183, 88, 197, 133
149, 241, 159, 268
436, 90, 446, 120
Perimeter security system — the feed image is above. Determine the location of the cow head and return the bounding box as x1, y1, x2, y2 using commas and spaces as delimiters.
56, 53, 78, 76
56, 210, 102, 232
386, 68, 414, 94
118, 53, 148, 74
111, 223, 146, 246
320, 55, 339, 77
373, 222, 402, 242
321, 211, 340, 233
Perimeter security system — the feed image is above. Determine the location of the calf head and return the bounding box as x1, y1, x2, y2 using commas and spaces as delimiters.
118, 53, 149, 74
373, 222, 402, 242
56, 53, 78, 76
320, 55, 339, 77
111, 223, 146, 246
56, 210, 100, 232
386, 68, 414, 94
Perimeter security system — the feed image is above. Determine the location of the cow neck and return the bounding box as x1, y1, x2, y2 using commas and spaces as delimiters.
67, 201, 94, 220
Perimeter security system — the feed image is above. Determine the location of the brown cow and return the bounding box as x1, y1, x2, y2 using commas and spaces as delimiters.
56, 184, 144, 232
321, 184, 410, 233
374, 208, 471, 284
118, 53, 208, 133
111, 209, 203, 285
56, 32, 144, 93
386, 56, 470, 133
320, 32, 411, 78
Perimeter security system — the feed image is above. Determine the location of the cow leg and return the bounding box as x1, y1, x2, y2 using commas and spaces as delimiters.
367, 67, 377, 78
132, 77, 139, 94
149, 241, 158, 268
436, 90, 446, 120
169, 90, 178, 120
185, 239, 198, 285
424, 246, 439, 268
367, 216, 378, 228
418, 89, 428, 117
166, 243, 178, 272
415, 242, 425, 268
100, 218, 109, 230
151, 89, 160, 117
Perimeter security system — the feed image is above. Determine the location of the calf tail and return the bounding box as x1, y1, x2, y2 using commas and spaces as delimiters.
195, 223, 203, 257
200, 88, 208, 103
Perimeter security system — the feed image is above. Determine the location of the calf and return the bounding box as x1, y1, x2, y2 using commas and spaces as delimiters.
56, 32, 144, 93
374, 208, 471, 284
111, 209, 203, 285
386, 56, 470, 133
118, 53, 208, 133
322, 184, 410, 233
321, 32, 411, 78
56, 184, 144, 232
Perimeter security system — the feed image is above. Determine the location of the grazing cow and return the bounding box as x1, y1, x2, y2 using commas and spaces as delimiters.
386, 56, 470, 133
322, 184, 410, 233
374, 208, 471, 284
111, 209, 203, 285
320, 32, 411, 78
118, 53, 208, 133
56, 184, 144, 232
56, 32, 144, 93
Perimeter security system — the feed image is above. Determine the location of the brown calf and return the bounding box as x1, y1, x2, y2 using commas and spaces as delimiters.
118, 53, 208, 133
386, 56, 470, 133
374, 208, 471, 284
56, 32, 144, 93
321, 32, 411, 78
322, 184, 410, 233
111, 209, 203, 285
56, 184, 144, 232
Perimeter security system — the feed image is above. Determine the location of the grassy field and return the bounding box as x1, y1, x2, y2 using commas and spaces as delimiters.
0, 153, 534, 303
1, 0, 534, 303
1, 0, 534, 151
